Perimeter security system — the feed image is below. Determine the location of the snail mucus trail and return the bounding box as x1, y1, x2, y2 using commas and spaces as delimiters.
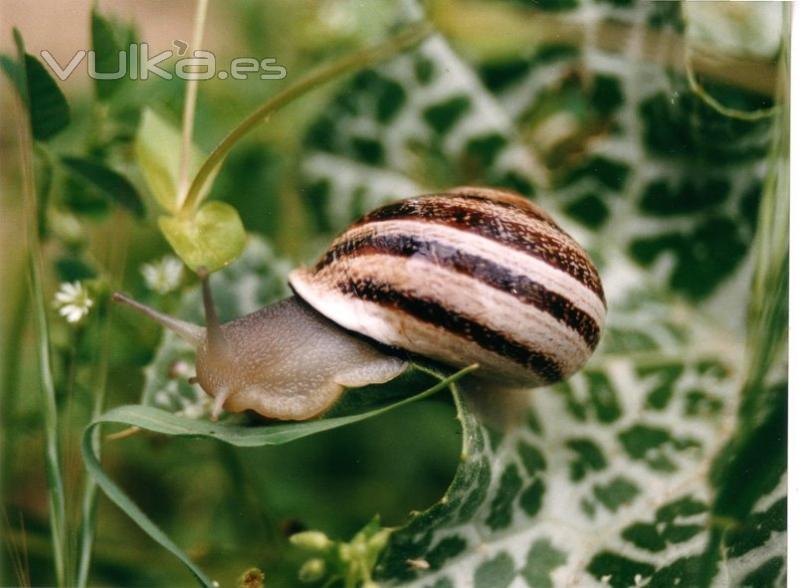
114, 187, 607, 422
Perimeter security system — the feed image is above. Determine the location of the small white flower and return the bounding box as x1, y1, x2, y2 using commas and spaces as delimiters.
141, 255, 184, 294
154, 391, 171, 407
53, 281, 94, 324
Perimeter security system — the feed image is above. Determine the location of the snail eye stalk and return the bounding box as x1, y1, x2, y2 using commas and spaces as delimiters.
197, 267, 229, 356
111, 292, 205, 347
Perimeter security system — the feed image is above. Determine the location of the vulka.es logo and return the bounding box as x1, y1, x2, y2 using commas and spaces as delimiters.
40, 41, 288, 81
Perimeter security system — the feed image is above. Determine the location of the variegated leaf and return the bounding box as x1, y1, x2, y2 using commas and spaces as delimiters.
293, 1, 786, 586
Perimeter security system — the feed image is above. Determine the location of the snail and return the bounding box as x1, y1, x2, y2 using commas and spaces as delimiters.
114, 187, 606, 421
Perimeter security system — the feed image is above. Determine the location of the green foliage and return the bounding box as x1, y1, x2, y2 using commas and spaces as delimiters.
23, 54, 71, 141
61, 156, 145, 217
90, 6, 137, 101
291, 517, 391, 587
5, 28, 70, 588
158, 201, 246, 273
134, 108, 206, 214
134, 107, 245, 272
3, 30, 70, 141
82, 367, 476, 587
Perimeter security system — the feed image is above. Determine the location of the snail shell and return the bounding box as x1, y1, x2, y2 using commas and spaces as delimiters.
290, 186, 606, 387
115, 186, 606, 420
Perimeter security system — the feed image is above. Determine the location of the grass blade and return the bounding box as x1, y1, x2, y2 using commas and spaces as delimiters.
11, 28, 67, 587
81, 365, 475, 586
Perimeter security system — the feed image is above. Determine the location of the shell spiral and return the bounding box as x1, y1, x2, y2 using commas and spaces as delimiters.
289, 187, 606, 387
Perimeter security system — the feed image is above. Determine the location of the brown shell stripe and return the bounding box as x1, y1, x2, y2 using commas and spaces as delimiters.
315, 231, 601, 350
334, 276, 564, 383
444, 188, 565, 233
355, 197, 606, 305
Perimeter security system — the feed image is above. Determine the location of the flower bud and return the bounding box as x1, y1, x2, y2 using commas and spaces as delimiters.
290, 530, 332, 551
298, 558, 326, 583
367, 528, 391, 553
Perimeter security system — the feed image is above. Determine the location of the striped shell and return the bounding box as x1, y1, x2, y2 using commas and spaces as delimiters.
289, 187, 606, 387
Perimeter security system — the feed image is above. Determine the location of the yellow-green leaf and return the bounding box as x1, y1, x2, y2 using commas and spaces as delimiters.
158, 201, 246, 273
135, 108, 205, 213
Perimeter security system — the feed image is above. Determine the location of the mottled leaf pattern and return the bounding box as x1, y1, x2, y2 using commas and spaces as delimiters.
373, 279, 785, 587
293, 1, 786, 587
133, 0, 785, 586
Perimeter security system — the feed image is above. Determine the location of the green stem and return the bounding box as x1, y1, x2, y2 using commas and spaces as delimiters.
75, 309, 111, 588
62, 329, 80, 586
697, 7, 790, 585
76, 212, 129, 588
12, 30, 67, 587
683, 47, 777, 121
0, 276, 29, 493
0, 274, 30, 587
176, 0, 210, 208
180, 22, 432, 213
741, 11, 789, 399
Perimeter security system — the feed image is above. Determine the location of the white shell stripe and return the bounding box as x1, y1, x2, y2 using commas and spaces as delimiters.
310, 254, 592, 378
289, 268, 547, 384
356, 194, 606, 301
325, 219, 606, 329
315, 229, 601, 349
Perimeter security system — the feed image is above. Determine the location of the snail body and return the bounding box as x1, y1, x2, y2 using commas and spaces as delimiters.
115, 187, 606, 421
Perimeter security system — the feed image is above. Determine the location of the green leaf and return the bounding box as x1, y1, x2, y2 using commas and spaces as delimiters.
100, 369, 465, 447
5, 32, 70, 141
158, 201, 247, 273
61, 156, 145, 217
0, 53, 21, 91
81, 367, 474, 587
26, 57, 71, 140
54, 256, 97, 282
134, 108, 205, 213
91, 6, 136, 101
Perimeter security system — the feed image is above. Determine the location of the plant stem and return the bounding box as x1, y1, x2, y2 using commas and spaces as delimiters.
180, 22, 432, 213
0, 274, 30, 495
176, 0, 210, 209
741, 14, 789, 405
76, 212, 129, 588
11, 34, 67, 587
75, 314, 111, 588
0, 271, 30, 586
696, 8, 789, 585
